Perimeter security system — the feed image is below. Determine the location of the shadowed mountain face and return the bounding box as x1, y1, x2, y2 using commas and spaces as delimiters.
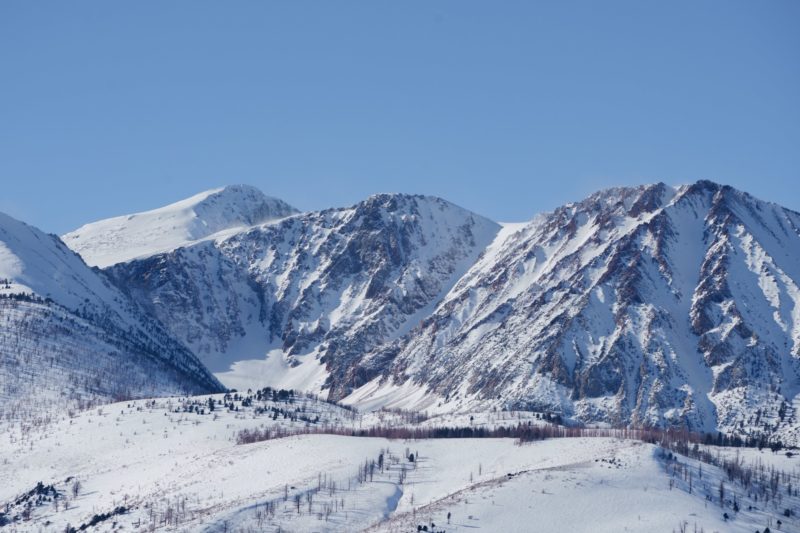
66, 182, 800, 440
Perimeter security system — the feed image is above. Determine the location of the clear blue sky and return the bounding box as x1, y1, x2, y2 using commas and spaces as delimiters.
1, 1, 798, 234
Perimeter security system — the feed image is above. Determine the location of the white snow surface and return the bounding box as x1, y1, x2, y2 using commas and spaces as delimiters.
0, 211, 121, 309
63, 185, 298, 267
98, 193, 501, 399
2, 393, 798, 532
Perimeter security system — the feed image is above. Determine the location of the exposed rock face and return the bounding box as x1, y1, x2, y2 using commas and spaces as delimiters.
364, 181, 800, 439
105, 194, 500, 397
68, 182, 800, 440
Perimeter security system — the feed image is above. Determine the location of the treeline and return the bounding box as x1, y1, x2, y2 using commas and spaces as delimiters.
228, 386, 357, 413
0, 292, 53, 304
237, 421, 798, 451
633, 426, 790, 452
174, 387, 353, 425
237, 421, 573, 445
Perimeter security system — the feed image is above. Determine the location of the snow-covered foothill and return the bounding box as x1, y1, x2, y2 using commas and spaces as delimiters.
3, 392, 798, 532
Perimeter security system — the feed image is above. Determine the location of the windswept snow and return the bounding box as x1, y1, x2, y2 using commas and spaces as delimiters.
63, 185, 298, 267
347, 181, 800, 441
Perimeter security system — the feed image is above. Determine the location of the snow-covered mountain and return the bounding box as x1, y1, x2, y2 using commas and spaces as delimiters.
63, 184, 298, 268
65, 181, 800, 439
0, 211, 223, 420
356, 181, 800, 439
102, 193, 500, 396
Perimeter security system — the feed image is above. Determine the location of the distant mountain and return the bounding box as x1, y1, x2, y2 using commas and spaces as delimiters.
357, 181, 800, 441
102, 193, 500, 396
0, 212, 223, 420
63, 182, 800, 442
63, 185, 298, 268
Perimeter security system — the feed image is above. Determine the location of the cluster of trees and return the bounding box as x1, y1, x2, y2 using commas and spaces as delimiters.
1, 479, 85, 526
632, 426, 792, 454
251, 387, 296, 403
137, 496, 194, 530
658, 436, 798, 528
64, 505, 127, 532
0, 291, 53, 304
1, 481, 60, 524
236, 419, 575, 445
173, 389, 331, 426
695, 430, 786, 451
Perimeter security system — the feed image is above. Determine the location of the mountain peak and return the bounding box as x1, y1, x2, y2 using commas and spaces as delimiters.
359, 192, 441, 209
63, 185, 298, 267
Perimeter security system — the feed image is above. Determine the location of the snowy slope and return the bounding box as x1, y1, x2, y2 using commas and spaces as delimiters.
353, 181, 800, 440
0, 211, 223, 420
3, 394, 796, 532
104, 193, 500, 397
63, 185, 297, 267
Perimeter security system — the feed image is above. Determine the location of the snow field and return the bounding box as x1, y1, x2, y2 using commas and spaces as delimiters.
4, 393, 800, 531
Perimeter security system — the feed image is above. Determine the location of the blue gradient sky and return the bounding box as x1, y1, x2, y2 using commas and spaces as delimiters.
1, 1, 798, 233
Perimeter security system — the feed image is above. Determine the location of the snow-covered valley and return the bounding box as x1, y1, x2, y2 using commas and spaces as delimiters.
2, 391, 799, 532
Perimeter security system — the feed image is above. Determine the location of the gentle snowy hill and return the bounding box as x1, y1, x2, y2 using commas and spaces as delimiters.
63, 184, 298, 268
2, 394, 796, 532
357, 181, 800, 440
105, 193, 500, 397
0, 212, 223, 420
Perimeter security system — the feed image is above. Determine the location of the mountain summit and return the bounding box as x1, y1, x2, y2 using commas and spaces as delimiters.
63, 185, 298, 267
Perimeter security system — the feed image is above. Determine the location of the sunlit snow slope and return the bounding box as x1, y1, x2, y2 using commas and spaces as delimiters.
3, 395, 795, 533
63, 184, 297, 268
360, 181, 800, 439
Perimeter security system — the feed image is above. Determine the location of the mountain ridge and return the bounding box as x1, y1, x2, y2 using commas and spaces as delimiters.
352, 181, 800, 440
103, 192, 501, 395
48, 181, 800, 441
